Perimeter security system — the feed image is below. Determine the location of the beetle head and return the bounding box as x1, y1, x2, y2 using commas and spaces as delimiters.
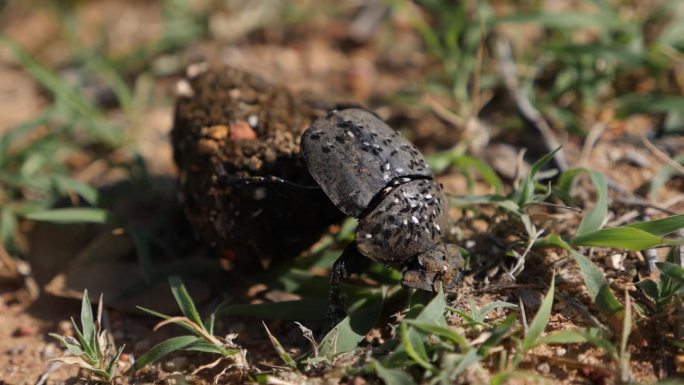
401, 243, 464, 292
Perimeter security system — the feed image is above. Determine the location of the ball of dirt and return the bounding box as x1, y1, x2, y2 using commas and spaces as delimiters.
172, 65, 342, 269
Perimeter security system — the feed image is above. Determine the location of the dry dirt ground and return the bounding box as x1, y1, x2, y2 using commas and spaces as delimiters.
1, 1, 684, 385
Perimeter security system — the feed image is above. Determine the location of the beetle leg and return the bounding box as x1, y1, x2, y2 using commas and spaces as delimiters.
213, 162, 321, 190
401, 243, 464, 292
329, 242, 369, 326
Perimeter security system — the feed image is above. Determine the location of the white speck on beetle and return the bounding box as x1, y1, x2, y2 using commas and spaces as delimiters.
434, 223, 441, 232
411, 216, 419, 224
347, 131, 355, 138
425, 194, 432, 200
364, 233, 372, 238
385, 163, 390, 171
395, 168, 404, 173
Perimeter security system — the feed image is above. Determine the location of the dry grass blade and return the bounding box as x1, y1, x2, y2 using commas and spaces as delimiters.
153, 316, 223, 346
496, 37, 568, 171
641, 135, 684, 175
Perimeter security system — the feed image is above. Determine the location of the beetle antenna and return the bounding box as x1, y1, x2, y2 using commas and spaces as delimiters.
213, 162, 321, 190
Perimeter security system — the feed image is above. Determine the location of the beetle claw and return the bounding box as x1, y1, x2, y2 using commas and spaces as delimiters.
401, 244, 464, 293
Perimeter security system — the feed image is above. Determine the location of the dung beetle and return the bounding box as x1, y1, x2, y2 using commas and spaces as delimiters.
300, 108, 464, 322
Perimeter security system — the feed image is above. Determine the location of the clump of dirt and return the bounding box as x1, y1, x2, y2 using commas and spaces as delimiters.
172, 65, 343, 269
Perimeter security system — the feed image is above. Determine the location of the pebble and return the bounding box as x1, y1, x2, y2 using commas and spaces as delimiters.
12, 325, 36, 337
42, 342, 60, 359
537, 362, 551, 374
57, 320, 73, 336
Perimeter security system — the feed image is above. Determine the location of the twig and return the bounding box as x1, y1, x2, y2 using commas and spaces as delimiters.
613, 197, 680, 216
469, 15, 486, 118
579, 122, 607, 167
519, 296, 529, 334
641, 135, 684, 175
424, 94, 464, 127
0, 244, 18, 276
496, 37, 568, 171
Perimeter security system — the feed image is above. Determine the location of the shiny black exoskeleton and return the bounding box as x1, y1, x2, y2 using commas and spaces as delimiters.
300, 108, 463, 322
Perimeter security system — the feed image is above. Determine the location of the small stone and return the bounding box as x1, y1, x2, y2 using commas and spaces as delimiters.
42, 343, 60, 359
186, 62, 209, 78
247, 114, 259, 128
12, 325, 35, 337
197, 139, 219, 155
57, 320, 73, 336
537, 362, 550, 374
230, 120, 257, 141
201, 124, 229, 140
175, 80, 194, 97
228, 88, 241, 99
606, 253, 625, 270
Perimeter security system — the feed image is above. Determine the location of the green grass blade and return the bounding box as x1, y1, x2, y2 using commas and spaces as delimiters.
25, 208, 117, 224
0, 35, 121, 146
576, 171, 608, 236
572, 227, 664, 250
106, 345, 125, 376
403, 320, 469, 348
478, 315, 516, 354
400, 321, 434, 371
79, 290, 96, 350
49, 333, 85, 356
649, 156, 684, 201
168, 276, 204, 327
451, 349, 481, 379
536, 329, 595, 345
52, 176, 99, 206
218, 299, 329, 321
550, 235, 623, 315
656, 262, 684, 285
474, 301, 519, 323
626, 214, 684, 237
319, 291, 384, 359
134, 335, 200, 370
373, 361, 416, 385
182, 341, 233, 355
451, 155, 504, 194
529, 147, 561, 180
263, 322, 297, 369
0, 207, 19, 253
136, 306, 171, 320
522, 275, 555, 351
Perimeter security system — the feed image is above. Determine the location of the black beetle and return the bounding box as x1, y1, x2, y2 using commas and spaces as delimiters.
212, 107, 464, 322
300, 108, 464, 322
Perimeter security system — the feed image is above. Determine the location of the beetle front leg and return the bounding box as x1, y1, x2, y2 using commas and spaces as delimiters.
401, 244, 464, 292
329, 242, 369, 326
